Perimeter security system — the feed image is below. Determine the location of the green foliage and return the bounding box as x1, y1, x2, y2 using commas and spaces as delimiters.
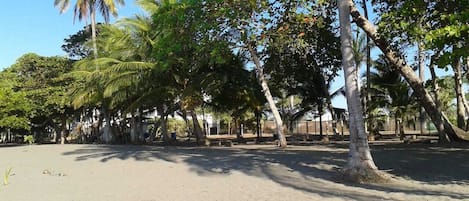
375, 0, 468, 67
61, 24, 105, 59
0, 87, 31, 130
167, 118, 188, 137
368, 55, 418, 122
7, 53, 75, 139
266, 11, 341, 112
62, 25, 92, 59
23, 135, 35, 144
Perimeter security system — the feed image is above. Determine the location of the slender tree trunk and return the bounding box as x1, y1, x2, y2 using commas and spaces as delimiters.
7, 128, 11, 143
453, 49, 466, 129
339, 0, 385, 182
248, 43, 287, 148
429, 55, 442, 110
130, 113, 137, 143
102, 107, 113, 143
418, 42, 426, 135
60, 116, 67, 144
326, 95, 339, 137
319, 106, 323, 138
90, 6, 99, 71
256, 109, 261, 142
362, 0, 373, 140
348, 0, 467, 142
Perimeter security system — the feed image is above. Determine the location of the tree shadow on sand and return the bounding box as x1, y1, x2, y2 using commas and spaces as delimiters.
62, 143, 469, 200
371, 143, 469, 184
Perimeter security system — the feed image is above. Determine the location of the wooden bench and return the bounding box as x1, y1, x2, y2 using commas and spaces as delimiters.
205, 138, 233, 147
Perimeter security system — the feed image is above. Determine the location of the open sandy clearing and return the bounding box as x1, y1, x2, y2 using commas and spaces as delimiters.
0, 144, 468, 201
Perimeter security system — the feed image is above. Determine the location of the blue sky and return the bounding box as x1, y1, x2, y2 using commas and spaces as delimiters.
0, 0, 142, 70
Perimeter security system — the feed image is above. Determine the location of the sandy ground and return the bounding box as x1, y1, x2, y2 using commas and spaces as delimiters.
0, 143, 468, 201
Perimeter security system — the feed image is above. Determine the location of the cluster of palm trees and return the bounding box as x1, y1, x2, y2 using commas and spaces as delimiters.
54, 0, 267, 145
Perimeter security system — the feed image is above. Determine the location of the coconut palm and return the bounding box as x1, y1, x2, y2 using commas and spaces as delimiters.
54, 0, 125, 69
338, 0, 384, 182
369, 56, 418, 139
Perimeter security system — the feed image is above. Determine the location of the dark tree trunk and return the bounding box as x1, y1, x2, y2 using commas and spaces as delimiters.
453, 49, 466, 129
256, 109, 261, 143
319, 107, 323, 139
60, 116, 67, 144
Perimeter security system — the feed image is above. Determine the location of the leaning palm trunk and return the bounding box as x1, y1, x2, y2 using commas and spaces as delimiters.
347, 0, 469, 142
339, 0, 387, 182
247, 43, 287, 148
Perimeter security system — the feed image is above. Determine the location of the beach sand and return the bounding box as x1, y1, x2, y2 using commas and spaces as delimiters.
0, 143, 468, 201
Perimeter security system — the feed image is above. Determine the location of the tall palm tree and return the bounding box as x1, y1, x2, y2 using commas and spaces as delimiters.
338, 0, 385, 182
54, 0, 125, 70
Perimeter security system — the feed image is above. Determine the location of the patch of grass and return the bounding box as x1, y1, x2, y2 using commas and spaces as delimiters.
4, 167, 12, 185
23, 135, 35, 144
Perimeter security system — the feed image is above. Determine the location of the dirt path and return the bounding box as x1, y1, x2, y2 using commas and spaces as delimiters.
0, 143, 468, 201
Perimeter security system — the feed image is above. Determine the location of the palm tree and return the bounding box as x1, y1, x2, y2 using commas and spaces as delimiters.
54, 0, 125, 70
370, 56, 418, 140
338, 0, 385, 182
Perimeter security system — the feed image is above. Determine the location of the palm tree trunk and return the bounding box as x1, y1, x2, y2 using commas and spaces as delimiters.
90, 5, 99, 70
339, 0, 385, 182
247, 43, 287, 148
348, 1, 463, 142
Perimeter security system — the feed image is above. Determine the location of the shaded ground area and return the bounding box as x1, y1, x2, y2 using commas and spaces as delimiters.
0, 143, 468, 201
